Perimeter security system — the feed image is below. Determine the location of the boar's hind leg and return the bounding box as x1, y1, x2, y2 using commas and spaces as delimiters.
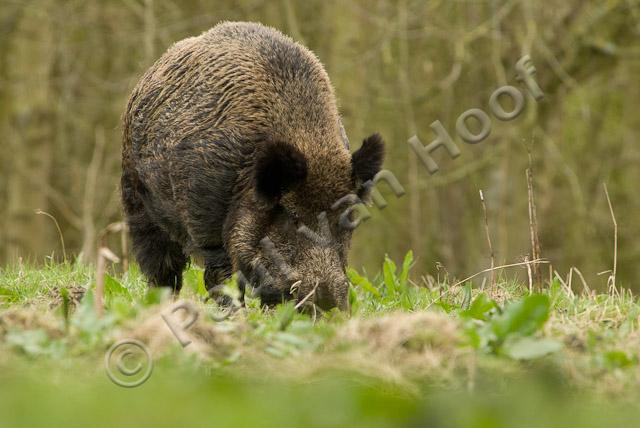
202, 248, 235, 306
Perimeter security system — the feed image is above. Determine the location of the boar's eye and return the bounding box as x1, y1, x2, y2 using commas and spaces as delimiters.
284, 208, 303, 229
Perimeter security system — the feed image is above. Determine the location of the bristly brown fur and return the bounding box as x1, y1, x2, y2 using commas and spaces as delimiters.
121, 21, 384, 309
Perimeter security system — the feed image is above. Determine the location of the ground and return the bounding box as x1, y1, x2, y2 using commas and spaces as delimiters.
1, 252, 639, 428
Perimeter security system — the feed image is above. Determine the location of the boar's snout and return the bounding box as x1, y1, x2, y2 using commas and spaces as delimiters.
314, 281, 349, 311
296, 277, 349, 312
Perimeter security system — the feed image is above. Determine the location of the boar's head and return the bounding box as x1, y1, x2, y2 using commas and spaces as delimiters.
238, 133, 385, 312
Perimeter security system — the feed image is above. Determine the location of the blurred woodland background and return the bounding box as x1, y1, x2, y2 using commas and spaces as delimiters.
0, 0, 638, 290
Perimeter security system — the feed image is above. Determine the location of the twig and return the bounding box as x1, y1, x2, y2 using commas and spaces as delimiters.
562, 270, 575, 298
95, 246, 120, 317
426, 259, 550, 311
294, 281, 319, 310
34, 209, 66, 263
80, 127, 107, 262
479, 190, 495, 287
525, 256, 533, 294
570, 267, 591, 295
553, 271, 571, 296
602, 183, 618, 296
98, 221, 127, 272
17, 168, 82, 229
450, 259, 549, 288
526, 151, 542, 289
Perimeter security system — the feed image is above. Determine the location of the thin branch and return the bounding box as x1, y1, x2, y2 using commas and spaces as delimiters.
603, 183, 618, 295
17, 168, 82, 229
525, 256, 533, 294
80, 126, 107, 262
451, 259, 549, 288
570, 266, 591, 295
35, 209, 66, 263
479, 190, 495, 287
526, 150, 543, 289
294, 281, 319, 310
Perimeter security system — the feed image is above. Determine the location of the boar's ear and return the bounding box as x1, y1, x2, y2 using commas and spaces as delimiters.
254, 141, 308, 202
351, 133, 385, 184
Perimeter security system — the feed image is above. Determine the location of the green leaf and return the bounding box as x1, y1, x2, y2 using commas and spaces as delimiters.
143, 287, 171, 306
502, 337, 562, 360
71, 288, 116, 347
399, 250, 414, 288
183, 267, 208, 298
460, 293, 498, 321
602, 350, 637, 369
348, 286, 360, 314
0, 286, 17, 303
382, 255, 398, 296
347, 268, 380, 297
59, 287, 71, 330
460, 282, 472, 310
463, 324, 483, 349
104, 274, 131, 300
490, 294, 550, 342
5, 329, 66, 358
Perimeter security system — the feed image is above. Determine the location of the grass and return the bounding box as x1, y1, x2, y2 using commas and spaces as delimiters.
1, 253, 639, 427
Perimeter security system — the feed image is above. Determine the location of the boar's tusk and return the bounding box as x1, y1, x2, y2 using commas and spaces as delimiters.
289, 280, 302, 295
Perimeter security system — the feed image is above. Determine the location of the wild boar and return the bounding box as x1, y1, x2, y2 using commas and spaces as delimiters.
121, 21, 384, 311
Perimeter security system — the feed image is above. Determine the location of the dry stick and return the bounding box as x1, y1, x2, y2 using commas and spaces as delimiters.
602, 183, 618, 296
525, 256, 533, 294
294, 281, 319, 310
80, 127, 106, 262
479, 190, 495, 288
15, 166, 83, 229
526, 152, 542, 290
450, 259, 549, 288
95, 247, 120, 317
99, 221, 127, 272
571, 267, 591, 295
553, 271, 576, 299
34, 209, 67, 263
426, 259, 550, 310
566, 269, 577, 298
94, 222, 127, 316
568, 267, 573, 291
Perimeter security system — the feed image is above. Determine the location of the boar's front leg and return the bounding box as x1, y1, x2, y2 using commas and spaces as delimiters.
122, 169, 188, 294
202, 247, 235, 306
